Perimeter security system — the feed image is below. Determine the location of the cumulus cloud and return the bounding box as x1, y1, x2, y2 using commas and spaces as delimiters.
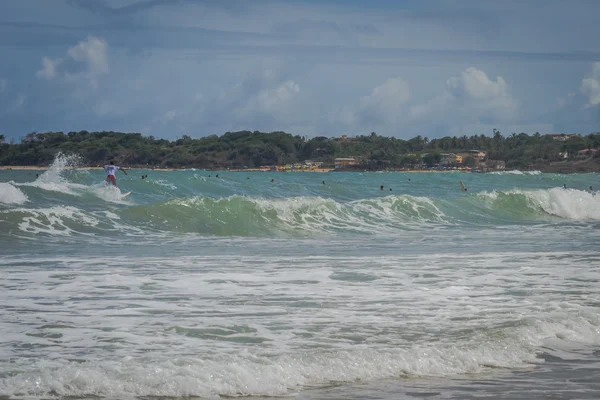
334, 67, 515, 131
580, 62, 600, 107
67, 36, 109, 75
332, 77, 411, 126
242, 80, 300, 115
447, 67, 509, 99
36, 57, 62, 80
443, 67, 516, 120
359, 78, 411, 122
36, 36, 109, 87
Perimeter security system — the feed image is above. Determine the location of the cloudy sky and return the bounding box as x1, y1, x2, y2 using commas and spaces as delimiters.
1, 0, 600, 141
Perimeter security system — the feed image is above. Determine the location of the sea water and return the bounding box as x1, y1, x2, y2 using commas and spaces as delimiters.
0, 156, 599, 399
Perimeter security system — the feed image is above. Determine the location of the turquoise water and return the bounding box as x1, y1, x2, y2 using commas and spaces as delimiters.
1, 155, 600, 399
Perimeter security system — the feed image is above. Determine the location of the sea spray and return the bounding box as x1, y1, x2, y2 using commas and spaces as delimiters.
15, 153, 87, 195
0, 182, 28, 205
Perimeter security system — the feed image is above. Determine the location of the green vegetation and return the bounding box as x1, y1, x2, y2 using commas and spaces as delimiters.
0, 129, 599, 170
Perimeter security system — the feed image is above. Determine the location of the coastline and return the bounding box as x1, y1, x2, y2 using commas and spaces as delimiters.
0, 165, 458, 173
1, 164, 597, 173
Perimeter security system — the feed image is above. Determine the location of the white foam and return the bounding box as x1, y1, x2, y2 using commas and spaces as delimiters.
249, 195, 447, 234
490, 170, 542, 175
0, 182, 28, 205
0, 313, 598, 399
14, 206, 100, 236
91, 184, 130, 204
524, 188, 600, 220
0, 250, 599, 397
154, 179, 178, 190
476, 188, 600, 220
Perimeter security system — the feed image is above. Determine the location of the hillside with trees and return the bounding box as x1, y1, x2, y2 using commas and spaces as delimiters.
1, 129, 599, 171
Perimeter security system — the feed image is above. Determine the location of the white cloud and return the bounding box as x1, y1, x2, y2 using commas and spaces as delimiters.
164, 110, 178, 121
334, 68, 515, 131
36, 36, 109, 87
36, 58, 58, 80
6, 93, 27, 113
245, 80, 300, 114
67, 36, 109, 76
580, 62, 600, 107
359, 78, 411, 122
332, 77, 411, 126
36, 56, 62, 80
413, 67, 516, 123
447, 67, 509, 99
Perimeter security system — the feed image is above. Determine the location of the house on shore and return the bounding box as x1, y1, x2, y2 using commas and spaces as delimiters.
479, 160, 506, 172
577, 149, 598, 158
334, 157, 357, 169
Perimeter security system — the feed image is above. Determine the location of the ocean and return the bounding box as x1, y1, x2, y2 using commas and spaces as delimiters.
1, 155, 599, 399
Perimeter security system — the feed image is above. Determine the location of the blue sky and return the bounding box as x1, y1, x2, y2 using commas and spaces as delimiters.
1, 0, 599, 141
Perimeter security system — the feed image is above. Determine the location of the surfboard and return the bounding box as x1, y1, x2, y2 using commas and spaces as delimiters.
459, 181, 467, 192
121, 191, 132, 198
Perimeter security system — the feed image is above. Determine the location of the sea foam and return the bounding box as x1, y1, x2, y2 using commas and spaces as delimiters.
0, 182, 28, 205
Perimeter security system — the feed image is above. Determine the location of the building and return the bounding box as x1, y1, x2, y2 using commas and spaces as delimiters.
547, 133, 580, 141
577, 149, 598, 158
334, 158, 357, 169
468, 150, 486, 161
304, 160, 323, 167
440, 153, 458, 165
480, 160, 506, 172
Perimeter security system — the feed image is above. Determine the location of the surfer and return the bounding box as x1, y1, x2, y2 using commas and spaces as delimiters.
460, 181, 467, 192
104, 161, 127, 187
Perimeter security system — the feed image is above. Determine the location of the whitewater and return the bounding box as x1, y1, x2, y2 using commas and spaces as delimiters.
1, 156, 599, 399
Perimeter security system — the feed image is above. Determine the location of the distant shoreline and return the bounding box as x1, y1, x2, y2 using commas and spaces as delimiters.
1, 165, 596, 173
1, 165, 466, 173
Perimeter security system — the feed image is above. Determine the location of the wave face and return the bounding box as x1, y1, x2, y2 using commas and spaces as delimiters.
1, 155, 600, 239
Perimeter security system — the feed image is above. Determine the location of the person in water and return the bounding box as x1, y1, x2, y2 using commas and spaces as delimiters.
104, 161, 127, 187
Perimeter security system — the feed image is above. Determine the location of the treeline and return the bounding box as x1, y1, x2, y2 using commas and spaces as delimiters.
0, 129, 599, 169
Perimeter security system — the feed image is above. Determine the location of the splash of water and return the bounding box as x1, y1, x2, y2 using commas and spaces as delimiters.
0, 182, 28, 205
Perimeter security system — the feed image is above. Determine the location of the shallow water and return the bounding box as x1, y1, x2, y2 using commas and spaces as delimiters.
1, 157, 599, 399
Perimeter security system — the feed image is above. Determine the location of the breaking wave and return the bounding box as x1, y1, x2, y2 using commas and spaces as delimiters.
122, 194, 448, 236
1, 188, 599, 239
476, 188, 600, 220
0, 182, 28, 205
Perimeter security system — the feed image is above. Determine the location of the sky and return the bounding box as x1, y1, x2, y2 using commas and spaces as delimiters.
1, 0, 600, 142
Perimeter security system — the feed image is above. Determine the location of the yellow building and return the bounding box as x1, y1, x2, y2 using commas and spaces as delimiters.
455, 155, 463, 164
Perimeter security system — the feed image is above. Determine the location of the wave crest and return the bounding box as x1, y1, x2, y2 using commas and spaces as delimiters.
0, 182, 28, 205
